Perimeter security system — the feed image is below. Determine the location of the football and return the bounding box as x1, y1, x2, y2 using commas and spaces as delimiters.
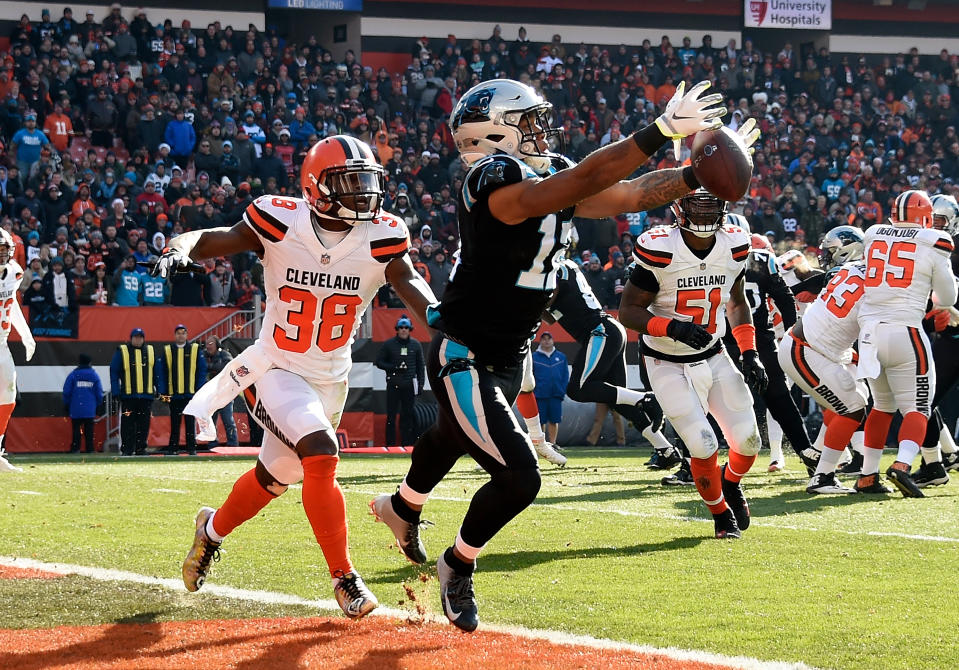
690, 126, 754, 202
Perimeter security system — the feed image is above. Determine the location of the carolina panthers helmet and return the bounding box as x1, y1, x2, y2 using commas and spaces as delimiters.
891, 189, 933, 228
931, 193, 959, 236
0, 228, 12, 266
450, 79, 562, 173
670, 189, 728, 238
727, 212, 751, 232
818, 225, 865, 270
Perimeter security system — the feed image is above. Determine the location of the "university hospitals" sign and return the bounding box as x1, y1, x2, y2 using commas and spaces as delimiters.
745, 0, 831, 30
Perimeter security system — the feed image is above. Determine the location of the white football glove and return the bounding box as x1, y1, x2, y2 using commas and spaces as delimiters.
655, 81, 726, 150
736, 117, 761, 154
152, 248, 191, 278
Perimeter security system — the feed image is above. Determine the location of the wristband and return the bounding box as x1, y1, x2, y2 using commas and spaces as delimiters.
647, 316, 671, 338
681, 165, 700, 190
731, 323, 757, 353
632, 123, 669, 156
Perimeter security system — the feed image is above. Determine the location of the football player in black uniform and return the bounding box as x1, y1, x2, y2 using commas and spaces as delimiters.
370, 78, 726, 631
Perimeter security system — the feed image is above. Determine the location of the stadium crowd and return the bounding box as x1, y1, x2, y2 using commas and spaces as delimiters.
1, 5, 957, 311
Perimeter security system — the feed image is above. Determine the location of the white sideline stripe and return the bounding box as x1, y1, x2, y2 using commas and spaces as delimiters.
152, 488, 189, 494
0, 555, 814, 670
11, 490, 42, 495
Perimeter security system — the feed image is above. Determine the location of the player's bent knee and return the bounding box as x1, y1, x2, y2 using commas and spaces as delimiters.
295, 429, 339, 458
733, 429, 762, 456
491, 467, 542, 508
254, 460, 290, 496
685, 424, 720, 460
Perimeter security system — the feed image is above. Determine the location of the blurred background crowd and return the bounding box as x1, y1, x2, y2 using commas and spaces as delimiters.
2, 5, 957, 312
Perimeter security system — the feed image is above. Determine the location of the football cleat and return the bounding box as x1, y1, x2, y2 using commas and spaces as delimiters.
0, 447, 23, 473
712, 509, 741, 539
855, 473, 892, 494
332, 569, 378, 619
369, 494, 428, 564
646, 447, 683, 470
182, 507, 221, 592
838, 451, 863, 476
911, 461, 950, 488
797, 447, 822, 477
767, 459, 785, 473
437, 552, 479, 632
806, 472, 857, 494
721, 464, 750, 530
532, 439, 567, 467
943, 452, 959, 472
661, 461, 694, 486
886, 464, 925, 498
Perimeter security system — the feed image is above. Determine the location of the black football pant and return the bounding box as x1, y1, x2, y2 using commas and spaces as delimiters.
385, 380, 416, 446
566, 316, 660, 431
923, 334, 959, 448
71, 418, 94, 453
168, 397, 197, 453
404, 334, 540, 550
120, 398, 153, 455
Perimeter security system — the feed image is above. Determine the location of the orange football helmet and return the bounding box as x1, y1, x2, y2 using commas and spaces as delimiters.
750, 233, 773, 251
301, 135, 385, 223
892, 189, 933, 228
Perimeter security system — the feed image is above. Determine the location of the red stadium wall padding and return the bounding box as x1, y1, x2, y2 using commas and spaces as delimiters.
362, 51, 413, 75
6, 417, 106, 453
339, 412, 373, 445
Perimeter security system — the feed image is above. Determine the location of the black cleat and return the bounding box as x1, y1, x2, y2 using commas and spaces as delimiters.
720, 464, 750, 530
886, 464, 925, 498
943, 452, 959, 473
661, 461, 694, 486
646, 448, 682, 470
806, 472, 857, 494
911, 461, 950, 488
712, 509, 741, 539
855, 473, 892, 494
437, 552, 479, 632
797, 447, 822, 477
838, 451, 863, 476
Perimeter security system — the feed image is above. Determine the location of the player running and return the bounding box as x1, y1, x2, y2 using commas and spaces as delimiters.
0, 229, 35, 473
154, 135, 437, 619
777, 226, 871, 494
370, 78, 727, 631
856, 190, 959, 497
619, 190, 767, 540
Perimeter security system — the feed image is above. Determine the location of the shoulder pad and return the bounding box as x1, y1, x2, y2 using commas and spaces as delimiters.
748, 248, 778, 275
463, 154, 530, 207
370, 212, 410, 263
548, 154, 576, 173
555, 258, 578, 282
635, 229, 675, 268
8, 260, 23, 279
723, 225, 750, 263
917, 228, 955, 254
244, 195, 295, 243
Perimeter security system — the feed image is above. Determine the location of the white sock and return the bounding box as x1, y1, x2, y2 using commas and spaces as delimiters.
454, 530, 484, 562
940, 424, 958, 454
205, 512, 226, 543
643, 427, 673, 451
813, 423, 826, 451
616, 387, 647, 406
768, 410, 784, 454
896, 440, 921, 467
851, 430, 864, 454
815, 447, 844, 476
862, 447, 883, 476
399, 478, 431, 506
524, 417, 546, 443
920, 445, 941, 465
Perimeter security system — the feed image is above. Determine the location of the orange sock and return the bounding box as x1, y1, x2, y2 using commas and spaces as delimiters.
212, 468, 277, 538
724, 449, 756, 483
301, 455, 352, 577
824, 414, 861, 452
689, 452, 728, 514
0, 403, 14, 436
516, 391, 539, 420
898, 411, 928, 446
863, 410, 893, 450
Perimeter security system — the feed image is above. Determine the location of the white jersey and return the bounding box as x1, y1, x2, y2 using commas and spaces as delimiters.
858, 224, 958, 327
0, 261, 24, 345
634, 224, 749, 357
243, 195, 409, 382
800, 262, 865, 361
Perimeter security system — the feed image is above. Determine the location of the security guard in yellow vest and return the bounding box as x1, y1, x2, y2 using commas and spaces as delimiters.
159, 324, 207, 455
109, 327, 160, 455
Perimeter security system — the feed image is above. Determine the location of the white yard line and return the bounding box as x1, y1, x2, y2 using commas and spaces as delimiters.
152, 488, 189, 494
10, 490, 43, 495
0, 555, 814, 670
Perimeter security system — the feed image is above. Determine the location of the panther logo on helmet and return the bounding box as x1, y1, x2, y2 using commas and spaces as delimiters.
450, 78, 563, 173
670, 189, 728, 238
300, 135, 385, 224
891, 189, 933, 228
931, 193, 959, 236
818, 225, 864, 271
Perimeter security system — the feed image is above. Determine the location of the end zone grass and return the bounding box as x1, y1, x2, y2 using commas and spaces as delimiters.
1, 449, 957, 670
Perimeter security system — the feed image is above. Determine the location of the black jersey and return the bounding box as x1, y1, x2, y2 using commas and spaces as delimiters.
744, 248, 798, 331
437, 153, 575, 366
548, 259, 606, 341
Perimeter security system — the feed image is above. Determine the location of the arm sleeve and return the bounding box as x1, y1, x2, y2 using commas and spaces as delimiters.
790, 271, 827, 297
627, 263, 660, 292
374, 341, 394, 372
63, 373, 73, 406
196, 351, 207, 386
765, 272, 798, 329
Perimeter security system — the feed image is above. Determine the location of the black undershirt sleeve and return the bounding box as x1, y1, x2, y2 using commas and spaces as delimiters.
628, 264, 660, 292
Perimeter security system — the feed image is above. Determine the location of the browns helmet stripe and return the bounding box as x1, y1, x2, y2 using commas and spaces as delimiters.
332, 135, 357, 160
897, 191, 914, 223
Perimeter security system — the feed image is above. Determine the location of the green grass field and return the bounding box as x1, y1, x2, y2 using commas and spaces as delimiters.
1, 449, 957, 670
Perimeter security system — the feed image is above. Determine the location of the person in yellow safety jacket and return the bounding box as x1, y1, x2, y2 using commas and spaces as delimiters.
159, 324, 207, 455
110, 327, 161, 456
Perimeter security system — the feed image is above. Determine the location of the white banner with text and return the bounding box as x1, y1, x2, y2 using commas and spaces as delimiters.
745, 0, 831, 30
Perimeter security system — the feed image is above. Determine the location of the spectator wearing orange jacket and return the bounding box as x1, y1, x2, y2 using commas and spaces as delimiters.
69, 183, 99, 226
43, 102, 73, 152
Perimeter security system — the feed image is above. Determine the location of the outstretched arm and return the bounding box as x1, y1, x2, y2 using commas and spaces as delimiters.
9, 297, 34, 361
574, 167, 697, 220
385, 253, 439, 331
154, 222, 263, 277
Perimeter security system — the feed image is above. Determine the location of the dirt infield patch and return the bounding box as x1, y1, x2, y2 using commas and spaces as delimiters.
0, 617, 740, 670
0, 565, 63, 580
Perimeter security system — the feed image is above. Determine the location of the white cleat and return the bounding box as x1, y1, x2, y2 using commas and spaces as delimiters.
532, 439, 567, 467
332, 570, 378, 619
0, 447, 22, 473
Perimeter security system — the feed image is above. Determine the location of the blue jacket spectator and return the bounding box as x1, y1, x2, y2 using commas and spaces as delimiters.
532, 335, 569, 399
164, 110, 196, 159
11, 113, 49, 173
63, 355, 104, 419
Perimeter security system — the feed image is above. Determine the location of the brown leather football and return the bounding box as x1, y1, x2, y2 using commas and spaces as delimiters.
690, 126, 753, 202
